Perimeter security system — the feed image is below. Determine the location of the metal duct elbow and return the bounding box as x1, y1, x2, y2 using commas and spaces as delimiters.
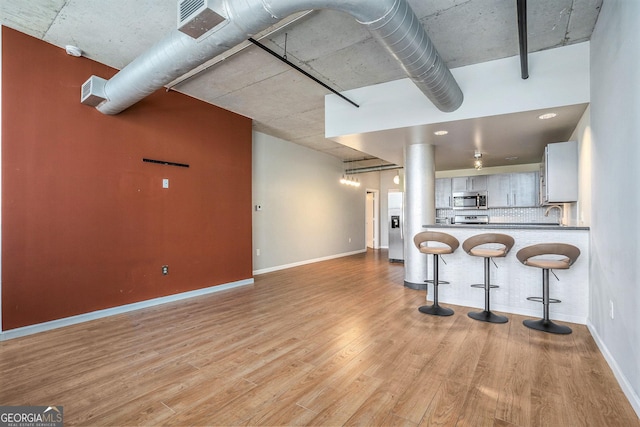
362, 0, 463, 112
85, 0, 462, 115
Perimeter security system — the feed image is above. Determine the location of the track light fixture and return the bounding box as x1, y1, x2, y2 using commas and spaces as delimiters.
340, 174, 361, 187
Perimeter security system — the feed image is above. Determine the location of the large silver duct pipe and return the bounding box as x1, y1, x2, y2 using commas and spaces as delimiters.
86, 0, 463, 115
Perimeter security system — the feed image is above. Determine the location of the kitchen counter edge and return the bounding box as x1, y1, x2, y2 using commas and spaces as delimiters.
423, 224, 590, 231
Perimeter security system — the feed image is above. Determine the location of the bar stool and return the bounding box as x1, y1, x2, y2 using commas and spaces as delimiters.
413, 231, 459, 316
462, 233, 515, 324
517, 243, 580, 334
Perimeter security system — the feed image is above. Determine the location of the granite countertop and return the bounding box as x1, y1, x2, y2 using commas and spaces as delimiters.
424, 223, 590, 231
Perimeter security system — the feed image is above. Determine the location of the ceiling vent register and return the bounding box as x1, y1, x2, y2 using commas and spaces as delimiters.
80, 76, 107, 107
178, 0, 227, 39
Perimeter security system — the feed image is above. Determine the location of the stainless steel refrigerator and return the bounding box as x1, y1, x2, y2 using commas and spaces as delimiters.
388, 191, 404, 262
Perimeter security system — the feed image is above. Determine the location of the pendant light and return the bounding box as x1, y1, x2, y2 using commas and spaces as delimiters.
474, 150, 483, 170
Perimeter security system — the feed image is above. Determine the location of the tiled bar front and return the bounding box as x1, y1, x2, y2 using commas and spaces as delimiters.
420, 225, 589, 324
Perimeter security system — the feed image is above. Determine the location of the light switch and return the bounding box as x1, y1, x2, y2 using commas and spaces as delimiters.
162, 178, 169, 188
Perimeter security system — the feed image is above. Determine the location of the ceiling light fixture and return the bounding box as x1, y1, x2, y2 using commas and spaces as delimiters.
340, 174, 360, 187
474, 150, 483, 170
538, 112, 557, 120
434, 130, 448, 136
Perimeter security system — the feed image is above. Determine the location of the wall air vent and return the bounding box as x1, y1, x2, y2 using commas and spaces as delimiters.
177, 0, 227, 39
80, 76, 107, 107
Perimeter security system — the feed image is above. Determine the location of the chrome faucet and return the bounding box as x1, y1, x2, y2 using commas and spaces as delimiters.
544, 204, 564, 225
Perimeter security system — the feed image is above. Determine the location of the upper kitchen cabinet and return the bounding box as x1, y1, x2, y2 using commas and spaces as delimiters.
511, 172, 539, 206
487, 174, 510, 207
435, 178, 452, 208
541, 141, 578, 204
452, 175, 487, 192
488, 172, 539, 208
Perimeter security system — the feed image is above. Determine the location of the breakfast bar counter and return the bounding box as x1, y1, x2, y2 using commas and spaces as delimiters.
420, 224, 589, 324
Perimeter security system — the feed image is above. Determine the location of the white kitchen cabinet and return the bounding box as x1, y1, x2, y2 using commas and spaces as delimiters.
487, 174, 511, 207
487, 172, 539, 208
452, 175, 487, 192
510, 172, 538, 207
435, 178, 452, 208
541, 141, 578, 204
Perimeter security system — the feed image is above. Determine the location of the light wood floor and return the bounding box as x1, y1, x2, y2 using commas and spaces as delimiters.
1, 249, 638, 426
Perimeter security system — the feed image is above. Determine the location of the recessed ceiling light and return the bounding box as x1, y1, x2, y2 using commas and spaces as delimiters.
538, 112, 557, 120
434, 130, 448, 136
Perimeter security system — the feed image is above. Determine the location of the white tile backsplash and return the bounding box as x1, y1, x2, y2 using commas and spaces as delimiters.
436, 207, 562, 224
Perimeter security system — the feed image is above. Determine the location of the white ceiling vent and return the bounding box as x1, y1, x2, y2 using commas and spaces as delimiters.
81, 76, 107, 107
178, 0, 227, 39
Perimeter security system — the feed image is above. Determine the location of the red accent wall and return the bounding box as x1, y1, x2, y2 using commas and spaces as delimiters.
1, 27, 253, 330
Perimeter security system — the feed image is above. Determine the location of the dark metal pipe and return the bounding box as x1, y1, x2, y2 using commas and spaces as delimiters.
248, 37, 360, 108
517, 0, 529, 79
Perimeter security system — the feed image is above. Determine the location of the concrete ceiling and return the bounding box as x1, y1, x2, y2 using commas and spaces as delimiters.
1, 0, 602, 170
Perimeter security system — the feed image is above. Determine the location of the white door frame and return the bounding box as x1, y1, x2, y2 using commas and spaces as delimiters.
365, 189, 380, 249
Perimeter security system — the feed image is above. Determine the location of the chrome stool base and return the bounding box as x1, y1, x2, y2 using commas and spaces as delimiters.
523, 318, 572, 334
468, 310, 508, 324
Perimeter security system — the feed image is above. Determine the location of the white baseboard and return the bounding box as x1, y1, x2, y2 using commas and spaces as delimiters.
0, 278, 254, 341
587, 320, 640, 419
253, 249, 367, 275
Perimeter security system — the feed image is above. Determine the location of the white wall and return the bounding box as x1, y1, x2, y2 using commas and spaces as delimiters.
252, 131, 371, 273
325, 43, 590, 165
569, 105, 592, 227
589, 0, 640, 416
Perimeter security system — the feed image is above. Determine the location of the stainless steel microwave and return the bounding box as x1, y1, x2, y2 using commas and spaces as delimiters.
452, 191, 488, 210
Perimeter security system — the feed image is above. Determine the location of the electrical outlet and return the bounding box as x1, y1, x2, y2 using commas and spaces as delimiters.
609, 300, 614, 319
256, 248, 260, 256
349, 237, 352, 243
162, 265, 169, 275
162, 178, 169, 188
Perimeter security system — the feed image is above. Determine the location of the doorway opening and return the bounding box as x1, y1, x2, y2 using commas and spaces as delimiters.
366, 189, 379, 249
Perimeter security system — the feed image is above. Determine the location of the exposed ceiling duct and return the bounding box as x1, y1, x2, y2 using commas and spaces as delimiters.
81, 0, 463, 115
345, 164, 401, 174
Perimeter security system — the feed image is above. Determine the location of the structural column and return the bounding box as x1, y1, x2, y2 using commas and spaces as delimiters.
403, 143, 436, 290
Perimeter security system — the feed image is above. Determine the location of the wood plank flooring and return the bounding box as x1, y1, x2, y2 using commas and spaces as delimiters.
1, 249, 638, 426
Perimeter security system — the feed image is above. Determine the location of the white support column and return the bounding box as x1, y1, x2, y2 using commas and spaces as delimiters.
403, 143, 435, 289
0, 26, 4, 332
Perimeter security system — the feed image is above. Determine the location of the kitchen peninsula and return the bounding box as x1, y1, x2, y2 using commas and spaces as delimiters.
420, 222, 589, 324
